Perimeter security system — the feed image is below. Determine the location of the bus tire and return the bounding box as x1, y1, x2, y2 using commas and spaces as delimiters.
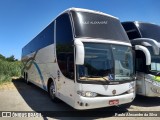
49, 81, 59, 102
23, 72, 26, 81
25, 73, 30, 85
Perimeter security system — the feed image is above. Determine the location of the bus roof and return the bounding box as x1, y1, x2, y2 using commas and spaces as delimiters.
55, 7, 119, 21
23, 8, 119, 49
122, 21, 160, 27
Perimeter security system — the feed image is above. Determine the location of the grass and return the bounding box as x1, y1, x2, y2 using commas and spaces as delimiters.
0, 59, 22, 85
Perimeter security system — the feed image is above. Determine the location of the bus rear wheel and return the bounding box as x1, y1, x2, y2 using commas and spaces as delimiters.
49, 81, 59, 102
25, 73, 30, 85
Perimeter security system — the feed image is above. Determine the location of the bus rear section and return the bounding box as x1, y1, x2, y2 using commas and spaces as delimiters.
22, 8, 135, 110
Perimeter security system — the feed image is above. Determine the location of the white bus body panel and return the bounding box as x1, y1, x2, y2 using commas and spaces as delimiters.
24, 44, 56, 89
74, 83, 135, 109
22, 44, 76, 108
136, 72, 160, 97
75, 93, 134, 110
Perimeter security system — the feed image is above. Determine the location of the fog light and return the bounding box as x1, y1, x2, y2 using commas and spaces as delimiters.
85, 103, 88, 106
80, 102, 83, 106
127, 87, 135, 93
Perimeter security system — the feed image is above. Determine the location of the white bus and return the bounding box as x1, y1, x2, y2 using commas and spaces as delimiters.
122, 21, 160, 97
22, 8, 135, 110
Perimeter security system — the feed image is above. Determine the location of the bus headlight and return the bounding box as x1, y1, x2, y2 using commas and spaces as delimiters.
127, 87, 135, 94
77, 91, 97, 97
127, 82, 135, 93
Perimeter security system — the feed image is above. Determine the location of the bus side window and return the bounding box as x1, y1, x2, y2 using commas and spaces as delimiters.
56, 13, 74, 80
122, 22, 141, 40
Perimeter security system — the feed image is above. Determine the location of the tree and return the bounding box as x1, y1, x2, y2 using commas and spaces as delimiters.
0, 54, 5, 60
6, 55, 15, 62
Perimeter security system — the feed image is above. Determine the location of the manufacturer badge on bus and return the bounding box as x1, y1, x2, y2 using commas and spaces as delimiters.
112, 89, 116, 95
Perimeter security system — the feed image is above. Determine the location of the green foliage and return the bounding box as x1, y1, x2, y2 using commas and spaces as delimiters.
0, 55, 22, 84
0, 75, 11, 84
0, 54, 18, 62
6, 55, 16, 62
0, 54, 5, 60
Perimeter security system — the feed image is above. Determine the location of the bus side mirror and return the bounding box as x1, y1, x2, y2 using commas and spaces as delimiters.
135, 45, 151, 65
74, 39, 84, 65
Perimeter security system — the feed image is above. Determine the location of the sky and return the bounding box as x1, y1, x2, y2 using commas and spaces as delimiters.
0, 0, 160, 60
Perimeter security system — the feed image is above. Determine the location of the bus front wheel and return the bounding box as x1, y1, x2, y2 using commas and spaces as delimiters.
49, 81, 59, 102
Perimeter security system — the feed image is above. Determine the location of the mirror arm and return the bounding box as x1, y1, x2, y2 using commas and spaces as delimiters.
135, 45, 151, 65
74, 39, 84, 65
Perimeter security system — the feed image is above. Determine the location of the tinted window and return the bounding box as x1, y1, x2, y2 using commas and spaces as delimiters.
22, 22, 54, 57
138, 23, 160, 42
122, 22, 141, 40
71, 11, 130, 43
56, 13, 74, 80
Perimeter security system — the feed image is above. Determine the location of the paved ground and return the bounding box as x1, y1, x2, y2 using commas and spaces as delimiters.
0, 78, 160, 120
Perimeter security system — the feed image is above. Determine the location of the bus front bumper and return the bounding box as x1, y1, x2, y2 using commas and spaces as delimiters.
74, 93, 135, 110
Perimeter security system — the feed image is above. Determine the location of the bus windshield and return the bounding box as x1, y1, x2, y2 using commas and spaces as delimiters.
146, 47, 160, 72
145, 46, 160, 72
77, 43, 134, 83
151, 55, 160, 72
71, 11, 129, 43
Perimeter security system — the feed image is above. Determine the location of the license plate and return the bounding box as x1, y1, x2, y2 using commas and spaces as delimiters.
109, 99, 119, 105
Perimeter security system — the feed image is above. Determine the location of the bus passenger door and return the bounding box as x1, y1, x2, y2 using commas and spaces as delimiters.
135, 50, 146, 95
66, 54, 75, 105
55, 13, 75, 106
